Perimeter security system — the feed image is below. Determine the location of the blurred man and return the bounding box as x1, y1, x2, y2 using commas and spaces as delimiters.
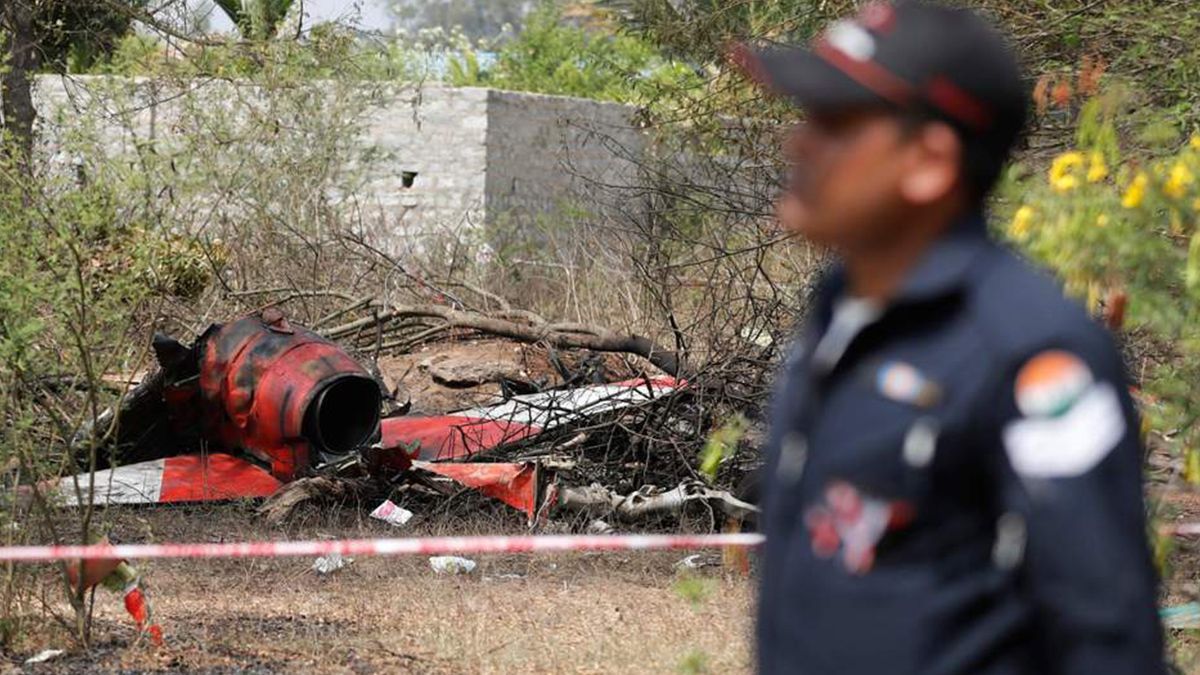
738, 2, 1167, 673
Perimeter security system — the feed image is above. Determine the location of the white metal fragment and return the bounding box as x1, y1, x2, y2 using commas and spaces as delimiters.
25, 649, 65, 665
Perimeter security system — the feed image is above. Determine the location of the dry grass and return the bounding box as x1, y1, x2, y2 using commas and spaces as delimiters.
8, 506, 754, 674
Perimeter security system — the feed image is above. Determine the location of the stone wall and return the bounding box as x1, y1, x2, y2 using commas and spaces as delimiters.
484, 89, 646, 225
29, 76, 647, 251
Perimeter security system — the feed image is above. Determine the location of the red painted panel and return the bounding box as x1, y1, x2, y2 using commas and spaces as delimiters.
417, 462, 539, 519
158, 454, 282, 503
378, 416, 542, 464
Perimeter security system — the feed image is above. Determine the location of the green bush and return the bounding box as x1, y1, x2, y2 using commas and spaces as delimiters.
1001, 94, 1200, 479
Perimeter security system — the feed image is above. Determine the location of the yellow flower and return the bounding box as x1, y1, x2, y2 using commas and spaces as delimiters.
1191, 134, 1200, 150
1049, 151, 1085, 193
1096, 213, 1109, 227
1122, 172, 1148, 209
1165, 161, 1195, 199
1086, 151, 1108, 183
1010, 205, 1035, 239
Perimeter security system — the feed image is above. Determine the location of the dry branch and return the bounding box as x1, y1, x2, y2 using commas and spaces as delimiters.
324, 302, 682, 376
556, 481, 758, 522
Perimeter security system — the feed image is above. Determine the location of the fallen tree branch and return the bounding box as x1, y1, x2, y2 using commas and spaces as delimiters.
324, 303, 681, 376
556, 481, 757, 522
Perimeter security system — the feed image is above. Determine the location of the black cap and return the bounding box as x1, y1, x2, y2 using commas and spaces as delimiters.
735, 1, 1026, 174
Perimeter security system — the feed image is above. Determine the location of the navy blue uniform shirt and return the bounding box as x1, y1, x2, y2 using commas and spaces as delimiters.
757, 213, 1166, 674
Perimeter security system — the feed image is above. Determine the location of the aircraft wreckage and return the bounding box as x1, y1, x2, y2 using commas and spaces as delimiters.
57, 309, 756, 526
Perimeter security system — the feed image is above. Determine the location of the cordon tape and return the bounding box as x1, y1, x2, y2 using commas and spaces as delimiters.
5, 524, 1200, 563
0, 533, 766, 563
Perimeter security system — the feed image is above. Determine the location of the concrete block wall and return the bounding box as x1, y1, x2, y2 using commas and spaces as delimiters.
485, 89, 646, 225
30, 76, 647, 251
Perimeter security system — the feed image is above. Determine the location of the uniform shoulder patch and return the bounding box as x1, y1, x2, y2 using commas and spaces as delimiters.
1004, 349, 1125, 479
1014, 350, 1093, 417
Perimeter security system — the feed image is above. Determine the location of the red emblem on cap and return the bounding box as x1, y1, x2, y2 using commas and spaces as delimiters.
859, 2, 897, 33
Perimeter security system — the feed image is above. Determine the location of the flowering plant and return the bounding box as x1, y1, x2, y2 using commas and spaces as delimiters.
1003, 95, 1200, 480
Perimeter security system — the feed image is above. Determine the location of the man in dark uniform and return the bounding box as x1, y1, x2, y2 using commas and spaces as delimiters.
739, 2, 1168, 673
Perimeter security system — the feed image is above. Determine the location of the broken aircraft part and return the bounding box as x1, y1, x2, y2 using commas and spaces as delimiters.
190, 311, 382, 479
60, 311, 712, 525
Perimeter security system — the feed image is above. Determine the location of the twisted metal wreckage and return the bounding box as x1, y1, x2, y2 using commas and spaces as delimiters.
58, 310, 757, 526
48, 309, 757, 642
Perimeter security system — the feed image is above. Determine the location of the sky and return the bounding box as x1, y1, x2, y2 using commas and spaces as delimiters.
200, 0, 394, 34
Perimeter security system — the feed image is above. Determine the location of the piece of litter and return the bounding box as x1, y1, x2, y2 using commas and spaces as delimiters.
25, 649, 64, 665
675, 554, 721, 570
312, 553, 352, 575
429, 556, 477, 575
369, 500, 414, 528
1162, 602, 1200, 629
484, 573, 525, 582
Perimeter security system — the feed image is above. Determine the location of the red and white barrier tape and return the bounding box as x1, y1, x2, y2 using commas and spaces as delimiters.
0, 533, 765, 563
11, 523, 1200, 562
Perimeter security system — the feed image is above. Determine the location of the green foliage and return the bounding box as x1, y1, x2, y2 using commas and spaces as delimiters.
0, 27, 391, 644
1001, 93, 1200, 479
672, 573, 715, 606
390, 0, 532, 40
699, 414, 747, 483
677, 648, 711, 674
213, 0, 297, 40
445, 3, 702, 105
100, 21, 394, 80
603, 0, 851, 62
17, 0, 146, 73
0, 147, 168, 645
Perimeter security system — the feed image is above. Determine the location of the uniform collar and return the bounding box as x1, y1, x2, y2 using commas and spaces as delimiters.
892, 211, 989, 306
813, 211, 990, 326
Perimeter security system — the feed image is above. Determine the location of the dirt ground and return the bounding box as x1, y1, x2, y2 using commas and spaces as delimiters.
6, 505, 754, 674
1153, 488, 1200, 673
10, 492, 1200, 673
11, 438, 1200, 673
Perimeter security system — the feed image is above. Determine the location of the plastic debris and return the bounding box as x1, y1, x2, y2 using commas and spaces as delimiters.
25, 649, 64, 665
312, 553, 352, 575
1162, 602, 1200, 629
369, 500, 414, 527
483, 573, 525, 582
675, 553, 721, 570
429, 555, 477, 575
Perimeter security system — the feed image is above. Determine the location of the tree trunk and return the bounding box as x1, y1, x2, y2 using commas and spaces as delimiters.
1, 0, 38, 177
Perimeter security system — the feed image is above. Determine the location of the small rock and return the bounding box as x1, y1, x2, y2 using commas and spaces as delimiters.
426, 356, 524, 387
587, 519, 614, 534
429, 556, 477, 575
312, 553, 352, 575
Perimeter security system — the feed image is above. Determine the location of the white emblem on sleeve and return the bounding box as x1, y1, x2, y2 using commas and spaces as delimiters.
1002, 382, 1125, 478
825, 21, 876, 61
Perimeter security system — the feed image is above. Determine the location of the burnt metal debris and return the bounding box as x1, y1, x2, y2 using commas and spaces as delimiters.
63, 309, 756, 528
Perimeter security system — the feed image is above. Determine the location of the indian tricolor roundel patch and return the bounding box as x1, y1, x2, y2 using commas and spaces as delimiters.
1013, 350, 1093, 418
1003, 349, 1126, 479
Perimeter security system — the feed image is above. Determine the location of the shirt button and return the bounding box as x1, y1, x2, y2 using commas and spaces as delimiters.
992, 512, 1027, 570
903, 418, 940, 469
777, 432, 808, 484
